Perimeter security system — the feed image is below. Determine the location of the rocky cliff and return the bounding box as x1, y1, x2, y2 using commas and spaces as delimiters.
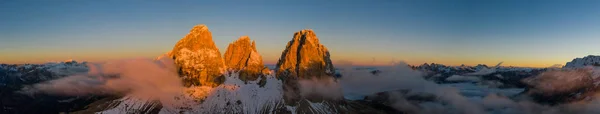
168, 24, 226, 87
275, 29, 339, 105
276, 29, 335, 79
223, 36, 268, 82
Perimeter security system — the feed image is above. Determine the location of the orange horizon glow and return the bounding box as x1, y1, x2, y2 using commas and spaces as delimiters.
4, 59, 564, 69
2, 1, 600, 70
1, 52, 569, 68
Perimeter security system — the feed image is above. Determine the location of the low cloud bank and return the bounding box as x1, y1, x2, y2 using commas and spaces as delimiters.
20, 58, 184, 106
20, 57, 600, 113
338, 62, 484, 114
297, 77, 343, 100
336, 61, 600, 114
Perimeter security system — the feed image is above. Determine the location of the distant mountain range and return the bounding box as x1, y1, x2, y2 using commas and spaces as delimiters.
2, 24, 600, 114
565, 55, 600, 68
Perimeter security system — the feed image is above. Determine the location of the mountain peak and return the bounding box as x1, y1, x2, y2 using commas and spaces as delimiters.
190, 24, 209, 32
277, 29, 333, 79
224, 36, 268, 82
293, 29, 320, 45
237, 35, 250, 41
168, 24, 226, 87
276, 29, 336, 104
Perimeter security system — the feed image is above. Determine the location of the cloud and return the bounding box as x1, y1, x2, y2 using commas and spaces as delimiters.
297, 77, 343, 100
339, 62, 430, 99
333, 61, 600, 114
338, 62, 485, 114
21, 57, 600, 114
20, 57, 184, 106
479, 67, 600, 114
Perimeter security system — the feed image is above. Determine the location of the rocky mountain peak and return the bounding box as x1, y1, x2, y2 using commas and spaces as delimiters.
276, 29, 334, 79
224, 36, 268, 82
275, 29, 337, 104
169, 24, 217, 56
190, 24, 209, 32
168, 24, 226, 87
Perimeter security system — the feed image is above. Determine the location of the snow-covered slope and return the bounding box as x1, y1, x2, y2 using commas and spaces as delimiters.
170, 72, 285, 114
564, 55, 600, 68
94, 71, 347, 114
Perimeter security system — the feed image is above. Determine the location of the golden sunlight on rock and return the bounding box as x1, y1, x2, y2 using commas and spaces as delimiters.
168, 24, 227, 87
224, 36, 269, 82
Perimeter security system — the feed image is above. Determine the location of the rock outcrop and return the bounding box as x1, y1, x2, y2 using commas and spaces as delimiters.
275, 29, 338, 105
276, 29, 335, 79
564, 55, 600, 68
168, 24, 226, 87
223, 36, 268, 82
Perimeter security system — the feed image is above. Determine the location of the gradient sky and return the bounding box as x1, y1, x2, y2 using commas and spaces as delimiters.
2, 0, 600, 67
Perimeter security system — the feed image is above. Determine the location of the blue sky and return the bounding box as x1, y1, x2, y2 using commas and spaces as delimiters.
1, 0, 600, 67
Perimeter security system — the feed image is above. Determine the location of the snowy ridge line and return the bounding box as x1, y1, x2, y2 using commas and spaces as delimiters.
565, 55, 600, 68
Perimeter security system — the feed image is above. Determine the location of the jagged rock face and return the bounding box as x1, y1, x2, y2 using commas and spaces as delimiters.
224, 36, 268, 81
168, 24, 226, 87
276, 29, 334, 79
275, 29, 337, 105
564, 55, 600, 68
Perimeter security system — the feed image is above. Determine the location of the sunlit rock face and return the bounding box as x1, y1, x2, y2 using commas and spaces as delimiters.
276, 29, 338, 104
224, 36, 269, 82
276, 29, 335, 79
168, 24, 226, 87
